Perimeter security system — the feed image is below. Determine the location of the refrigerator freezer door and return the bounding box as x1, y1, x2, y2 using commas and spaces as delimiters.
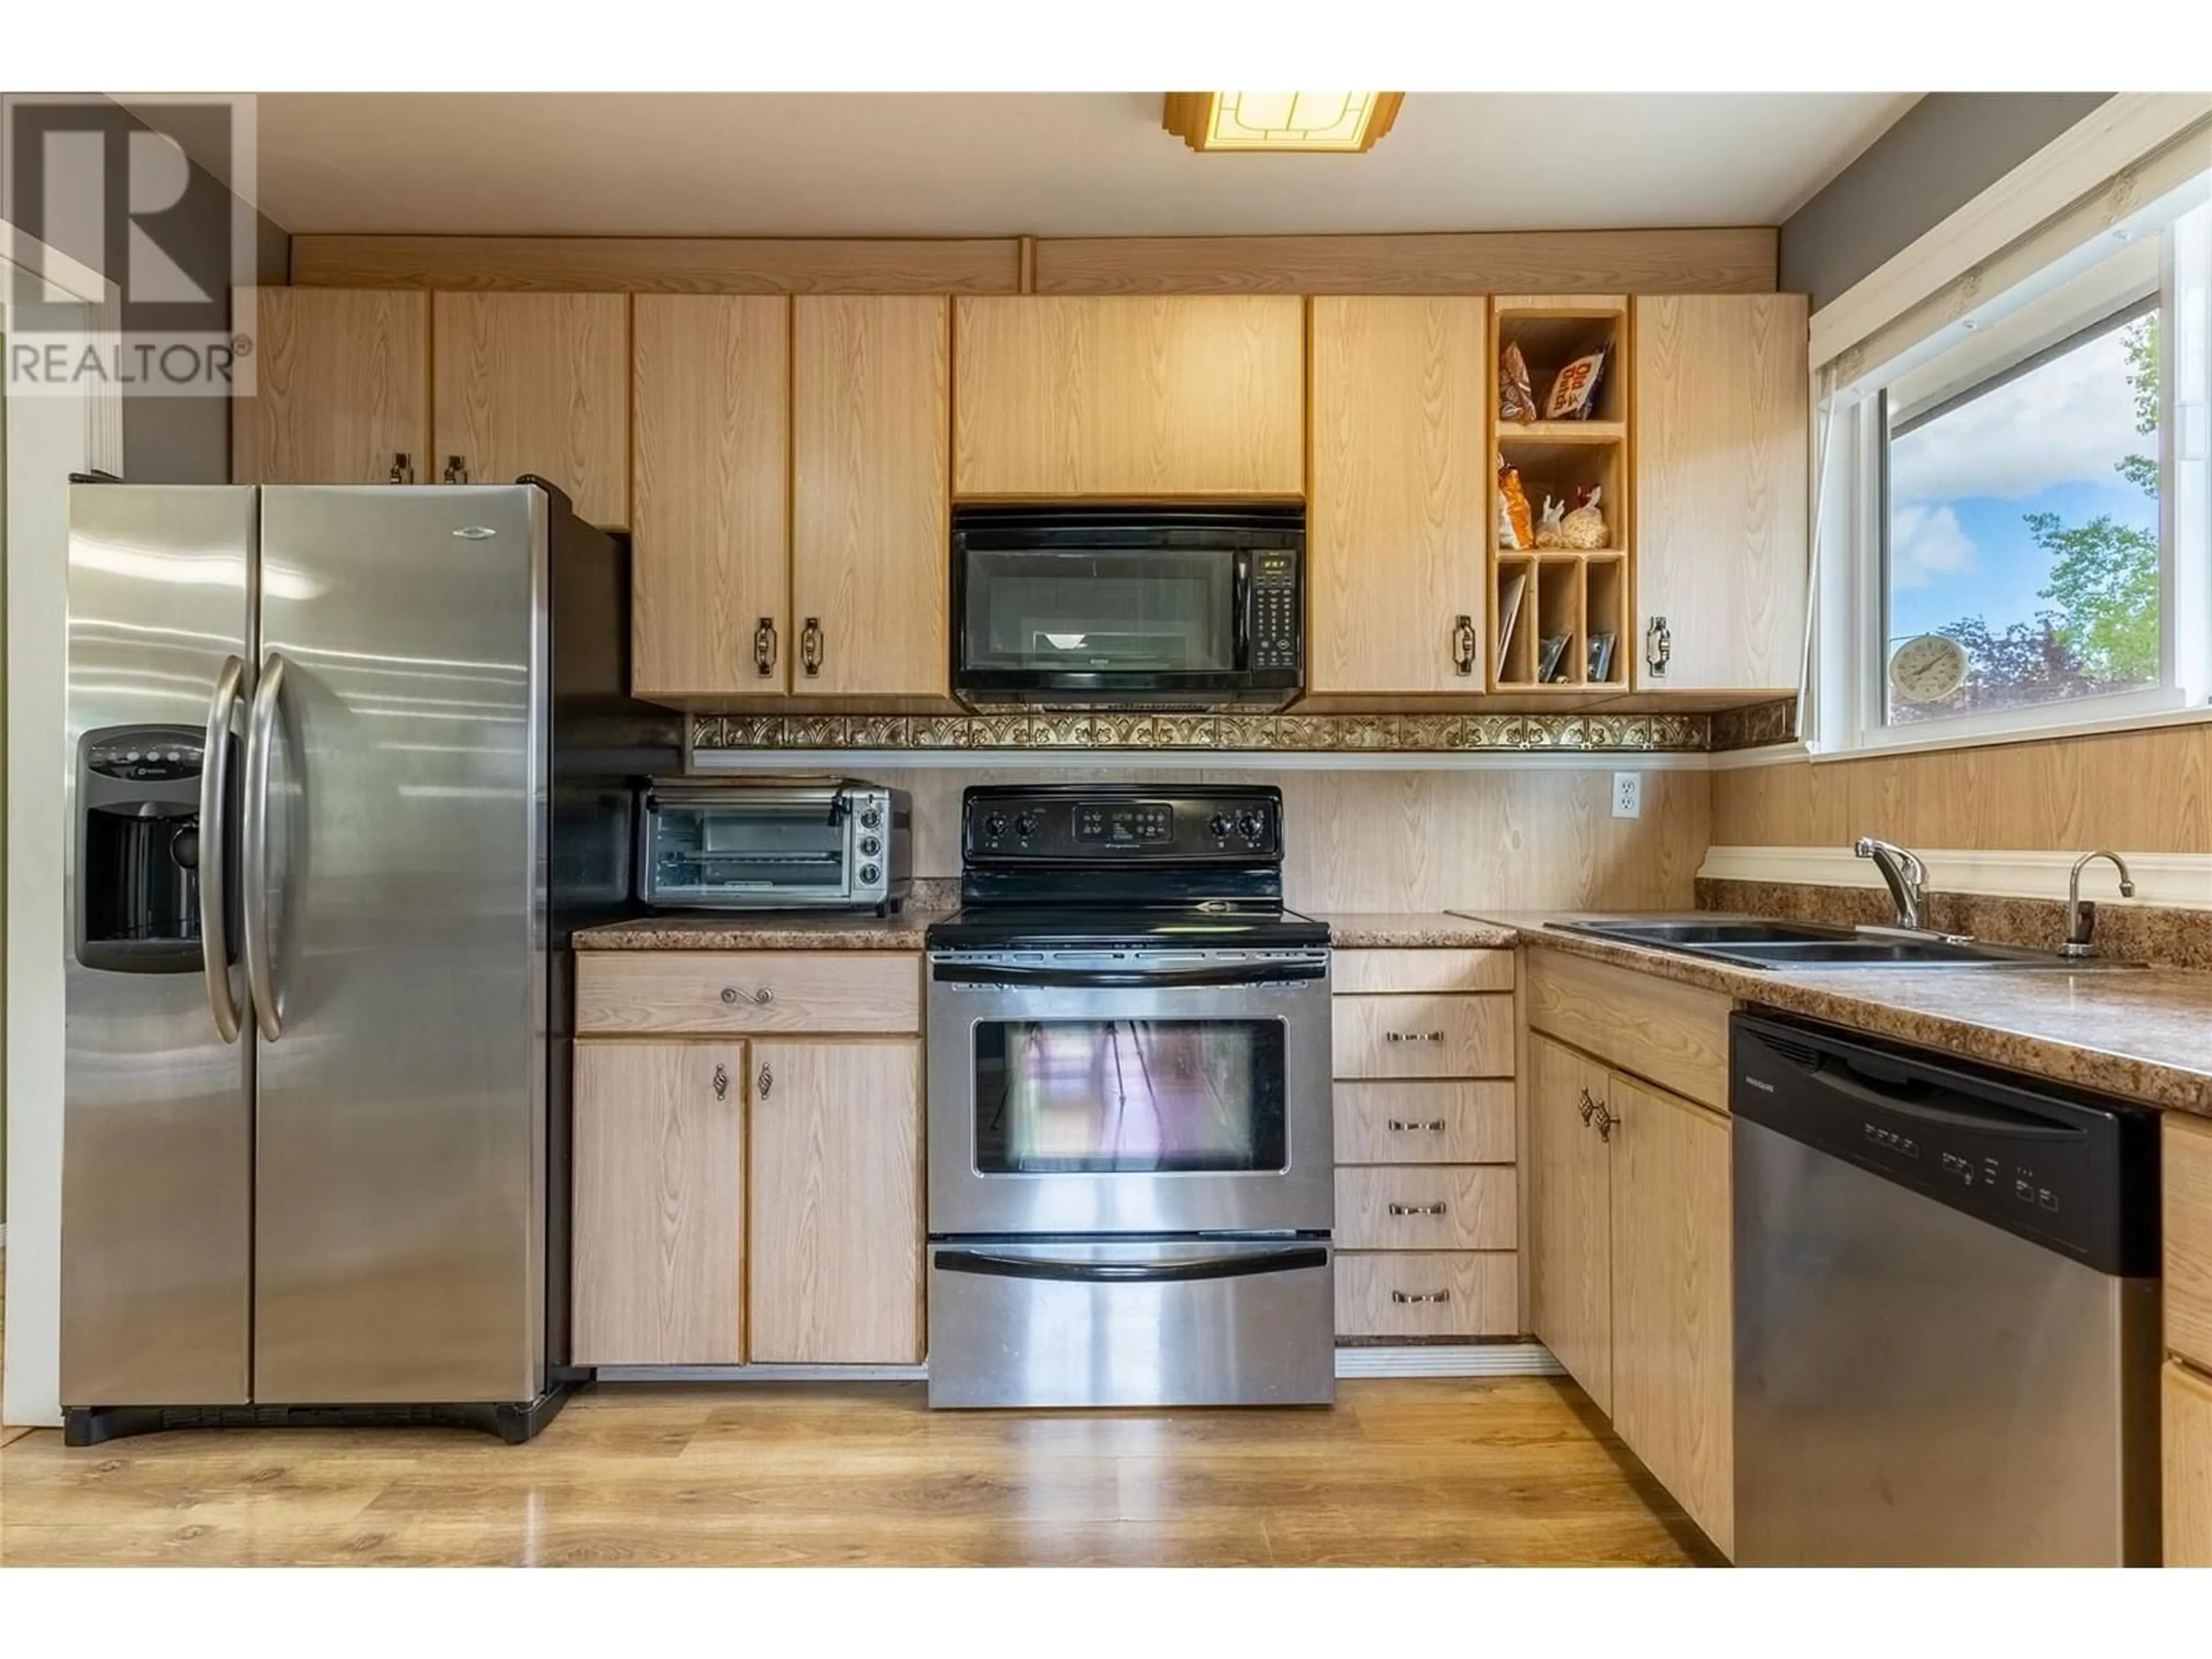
251, 486, 548, 1404
62, 484, 257, 1407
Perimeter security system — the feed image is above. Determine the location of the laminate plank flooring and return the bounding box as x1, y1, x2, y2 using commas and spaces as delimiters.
0, 1373, 1720, 1566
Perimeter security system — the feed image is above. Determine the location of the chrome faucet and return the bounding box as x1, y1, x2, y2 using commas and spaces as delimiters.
2061, 850, 2135, 957
1855, 836, 1930, 932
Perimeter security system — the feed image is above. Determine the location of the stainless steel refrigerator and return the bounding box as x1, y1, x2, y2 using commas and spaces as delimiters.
60, 480, 672, 1445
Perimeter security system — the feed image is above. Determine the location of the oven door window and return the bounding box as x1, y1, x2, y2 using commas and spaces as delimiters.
649, 801, 846, 900
973, 1018, 1287, 1174
961, 549, 1236, 673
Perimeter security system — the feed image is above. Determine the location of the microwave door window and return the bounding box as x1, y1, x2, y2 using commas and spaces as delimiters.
964, 550, 1236, 673
974, 1019, 1288, 1175
651, 802, 847, 899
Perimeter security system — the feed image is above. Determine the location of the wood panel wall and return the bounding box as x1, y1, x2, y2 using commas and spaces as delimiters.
1711, 726, 2212, 853
289, 228, 1777, 296
862, 766, 1709, 911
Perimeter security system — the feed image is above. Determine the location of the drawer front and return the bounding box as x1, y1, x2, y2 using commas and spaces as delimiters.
2168, 1115, 2212, 1373
1335, 1250, 1518, 1338
1333, 994, 1513, 1080
2167, 1360, 2212, 1567
576, 950, 922, 1036
1335, 1165, 1516, 1250
1334, 949, 1515, 995
1334, 1080, 1515, 1164
1525, 947, 1730, 1109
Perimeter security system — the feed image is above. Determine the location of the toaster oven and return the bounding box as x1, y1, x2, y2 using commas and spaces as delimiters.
638, 779, 911, 912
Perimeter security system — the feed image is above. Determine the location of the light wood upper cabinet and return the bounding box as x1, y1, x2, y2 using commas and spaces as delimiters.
1607, 1074, 1734, 1559
1632, 293, 1809, 692
952, 296, 1305, 498
232, 288, 429, 484
791, 296, 949, 697
432, 292, 630, 527
1527, 1033, 1613, 1414
631, 295, 791, 700
748, 1037, 925, 1363
1308, 296, 1491, 692
571, 1040, 745, 1365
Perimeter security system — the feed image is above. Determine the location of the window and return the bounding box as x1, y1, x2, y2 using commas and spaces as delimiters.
1881, 298, 2162, 726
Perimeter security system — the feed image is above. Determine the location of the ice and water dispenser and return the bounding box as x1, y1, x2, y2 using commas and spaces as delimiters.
74, 723, 229, 973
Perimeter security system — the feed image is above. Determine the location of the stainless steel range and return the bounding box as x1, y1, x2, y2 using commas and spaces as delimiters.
924, 785, 1335, 1409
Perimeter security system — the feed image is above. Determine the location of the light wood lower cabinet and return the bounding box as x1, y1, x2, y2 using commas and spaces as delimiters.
1333, 993, 1514, 1081
2166, 1360, 2212, 1567
575, 950, 922, 1037
571, 1041, 745, 1365
1527, 1032, 1614, 1413
2165, 1113, 2212, 1373
749, 1039, 925, 1363
1335, 1251, 1517, 1339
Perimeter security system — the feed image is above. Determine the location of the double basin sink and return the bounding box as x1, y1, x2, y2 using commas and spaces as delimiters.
1537, 916, 2139, 972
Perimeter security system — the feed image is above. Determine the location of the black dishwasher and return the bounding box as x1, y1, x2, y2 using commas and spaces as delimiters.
1730, 1009, 2162, 1566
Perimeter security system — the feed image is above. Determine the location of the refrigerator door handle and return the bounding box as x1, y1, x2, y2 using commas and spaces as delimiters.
241, 649, 289, 1041
199, 654, 247, 1042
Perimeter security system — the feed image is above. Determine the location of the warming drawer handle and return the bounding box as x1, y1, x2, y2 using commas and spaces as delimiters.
1810, 1058, 2082, 1141
931, 960, 1327, 989
934, 1247, 1328, 1285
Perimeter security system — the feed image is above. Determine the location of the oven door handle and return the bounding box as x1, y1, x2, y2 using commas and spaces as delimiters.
934, 1246, 1329, 1285
931, 960, 1327, 990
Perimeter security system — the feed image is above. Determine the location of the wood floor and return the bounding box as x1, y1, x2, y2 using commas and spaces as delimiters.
0, 1374, 1716, 1567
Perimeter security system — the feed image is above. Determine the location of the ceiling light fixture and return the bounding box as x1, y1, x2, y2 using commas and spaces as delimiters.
1162, 92, 1403, 154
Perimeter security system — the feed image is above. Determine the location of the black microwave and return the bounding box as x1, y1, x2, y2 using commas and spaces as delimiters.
950, 505, 1304, 709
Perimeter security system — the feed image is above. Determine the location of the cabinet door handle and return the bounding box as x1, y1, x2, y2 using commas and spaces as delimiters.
1391, 1289, 1450, 1304
1451, 614, 1477, 677
441, 454, 469, 485
388, 452, 414, 485
753, 616, 779, 677
1643, 614, 1672, 679
1384, 1031, 1445, 1044
1388, 1202, 1447, 1217
800, 617, 824, 678
721, 985, 774, 1006
756, 1063, 772, 1100
1592, 1103, 1615, 1142
1387, 1119, 1448, 1133
711, 1064, 729, 1101
1577, 1087, 1598, 1124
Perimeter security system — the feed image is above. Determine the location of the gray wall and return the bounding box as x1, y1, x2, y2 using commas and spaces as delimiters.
1781, 93, 2113, 308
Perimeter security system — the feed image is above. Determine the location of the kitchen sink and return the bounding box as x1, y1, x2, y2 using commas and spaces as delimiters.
1539, 915, 2140, 971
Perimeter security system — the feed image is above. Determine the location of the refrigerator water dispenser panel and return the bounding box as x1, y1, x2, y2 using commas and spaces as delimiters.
75, 721, 228, 974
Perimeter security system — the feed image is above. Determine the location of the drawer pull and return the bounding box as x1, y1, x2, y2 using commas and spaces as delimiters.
711, 1064, 729, 1101
1384, 1030, 1446, 1044
1387, 1119, 1448, 1133
757, 1062, 772, 1100
1391, 1289, 1450, 1305
720, 985, 774, 1007
1387, 1202, 1447, 1217
1577, 1087, 1598, 1124
1592, 1102, 1615, 1142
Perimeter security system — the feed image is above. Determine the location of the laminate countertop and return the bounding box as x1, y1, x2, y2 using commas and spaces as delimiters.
1313, 912, 1521, 950
574, 912, 948, 951
1457, 910, 2212, 1119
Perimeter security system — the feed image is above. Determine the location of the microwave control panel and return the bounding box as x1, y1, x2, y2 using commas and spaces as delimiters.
1251, 551, 1300, 672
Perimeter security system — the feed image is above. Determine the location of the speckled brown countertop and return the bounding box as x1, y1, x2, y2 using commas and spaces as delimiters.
575, 911, 948, 951
1454, 910, 2212, 1118
1314, 912, 1521, 949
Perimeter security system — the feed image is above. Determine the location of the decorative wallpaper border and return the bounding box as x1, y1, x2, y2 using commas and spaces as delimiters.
1707, 696, 1798, 752
691, 710, 1712, 754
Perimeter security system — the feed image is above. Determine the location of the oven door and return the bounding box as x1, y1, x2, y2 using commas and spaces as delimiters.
926, 949, 1333, 1236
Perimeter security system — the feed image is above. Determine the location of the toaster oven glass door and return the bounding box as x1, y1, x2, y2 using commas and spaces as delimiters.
961, 548, 1236, 674
648, 799, 851, 903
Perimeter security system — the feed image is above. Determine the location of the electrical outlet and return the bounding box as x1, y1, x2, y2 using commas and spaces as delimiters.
1612, 772, 1642, 819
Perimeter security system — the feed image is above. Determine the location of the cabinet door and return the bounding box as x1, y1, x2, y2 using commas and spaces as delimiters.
2167, 1361, 2212, 1567
1309, 296, 1491, 692
952, 296, 1305, 497
232, 288, 429, 484
1527, 1033, 1613, 1412
1608, 1073, 1734, 1558
571, 1041, 745, 1365
749, 1037, 925, 1363
631, 295, 791, 700
791, 296, 948, 696
432, 292, 630, 527
1632, 293, 1809, 692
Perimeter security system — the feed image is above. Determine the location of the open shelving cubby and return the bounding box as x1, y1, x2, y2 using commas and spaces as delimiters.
1488, 295, 1632, 692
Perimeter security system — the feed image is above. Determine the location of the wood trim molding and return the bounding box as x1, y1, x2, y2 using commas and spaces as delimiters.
290, 236, 1024, 294
1700, 844, 2212, 910
289, 227, 1778, 297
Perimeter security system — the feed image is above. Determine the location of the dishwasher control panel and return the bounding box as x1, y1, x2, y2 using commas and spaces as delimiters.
1732, 1009, 2161, 1277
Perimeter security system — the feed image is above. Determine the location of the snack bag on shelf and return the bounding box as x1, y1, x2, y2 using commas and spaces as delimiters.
1497, 462, 1535, 551
1499, 340, 1539, 425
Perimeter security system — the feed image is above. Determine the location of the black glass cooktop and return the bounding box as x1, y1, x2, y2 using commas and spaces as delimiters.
926, 903, 1330, 953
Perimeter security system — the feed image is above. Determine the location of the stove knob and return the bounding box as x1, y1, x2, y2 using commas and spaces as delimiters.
859, 806, 882, 830
981, 812, 1007, 841
1238, 811, 1264, 840
1209, 813, 1234, 838
1013, 812, 1039, 839
859, 835, 881, 857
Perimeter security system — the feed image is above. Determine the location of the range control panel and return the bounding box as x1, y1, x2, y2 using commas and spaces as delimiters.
964, 785, 1282, 862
